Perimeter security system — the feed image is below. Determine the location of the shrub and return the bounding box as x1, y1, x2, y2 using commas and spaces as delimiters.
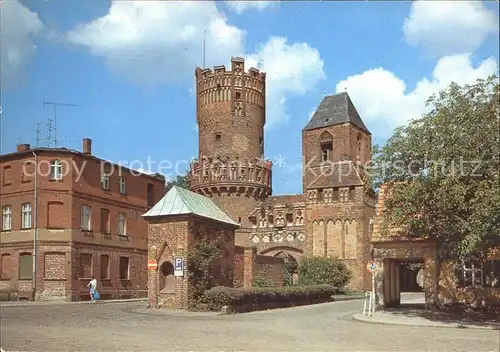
252, 273, 274, 288
187, 235, 222, 309
298, 256, 351, 288
203, 284, 338, 311
283, 259, 299, 286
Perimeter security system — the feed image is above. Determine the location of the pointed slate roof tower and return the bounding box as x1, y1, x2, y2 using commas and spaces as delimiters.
142, 185, 239, 227
303, 92, 370, 134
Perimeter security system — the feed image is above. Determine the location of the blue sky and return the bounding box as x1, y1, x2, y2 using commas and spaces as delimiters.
1, 0, 499, 195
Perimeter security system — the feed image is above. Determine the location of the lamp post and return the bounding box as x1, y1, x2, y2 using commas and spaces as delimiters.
31, 151, 39, 300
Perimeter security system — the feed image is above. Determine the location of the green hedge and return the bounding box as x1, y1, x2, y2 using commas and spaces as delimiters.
203, 284, 338, 311
299, 256, 351, 288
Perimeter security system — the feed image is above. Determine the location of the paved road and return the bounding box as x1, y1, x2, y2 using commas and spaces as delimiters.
1, 299, 498, 352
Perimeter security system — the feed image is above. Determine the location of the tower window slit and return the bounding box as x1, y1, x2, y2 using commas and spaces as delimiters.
321, 141, 333, 162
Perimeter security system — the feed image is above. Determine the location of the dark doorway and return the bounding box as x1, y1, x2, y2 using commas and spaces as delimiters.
399, 261, 424, 292
159, 261, 175, 294
395, 259, 425, 309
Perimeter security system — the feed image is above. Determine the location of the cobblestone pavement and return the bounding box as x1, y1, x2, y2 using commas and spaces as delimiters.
1, 300, 499, 352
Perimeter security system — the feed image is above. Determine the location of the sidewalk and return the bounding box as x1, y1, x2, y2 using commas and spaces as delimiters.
353, 309, 500, 330
0, 298, 146, 307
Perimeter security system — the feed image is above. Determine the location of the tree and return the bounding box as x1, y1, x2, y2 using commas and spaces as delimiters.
165, 173, 190, 192
298, 256, 351, 288
372, 75, 500, 260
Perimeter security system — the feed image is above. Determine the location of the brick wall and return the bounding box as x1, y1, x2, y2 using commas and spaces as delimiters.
305, 187, 375, 291
0, 144, 165, 301
147, 215, 238, 309
254, 253, 284, 287
233, 246, 284, 288
0, 240, 147, 301
191, 58, 271, 229
195, 58, 265, 162
147, 218, 191, 309
71, 244, 147, 301
302, 123, 371, 179
233, 246, 244, 288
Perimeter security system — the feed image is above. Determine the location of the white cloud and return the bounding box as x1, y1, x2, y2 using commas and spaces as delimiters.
225, 1, 276, 14
66, 1, 325, 127
245, 37, 325, 127
336, 53, 498, 138
403, 1, 498, 56
66, 1, 244, 85
0, 0, 44, 90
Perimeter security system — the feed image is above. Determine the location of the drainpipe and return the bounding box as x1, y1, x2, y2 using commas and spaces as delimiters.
32, 151, 38, 300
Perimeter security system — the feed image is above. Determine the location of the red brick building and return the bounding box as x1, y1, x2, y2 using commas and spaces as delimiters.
0, 139, 165, 301
189, 57, 377, 290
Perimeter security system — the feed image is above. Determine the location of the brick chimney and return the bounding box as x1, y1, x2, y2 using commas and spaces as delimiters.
17, 144, 31, 152
82, 138, 92, 155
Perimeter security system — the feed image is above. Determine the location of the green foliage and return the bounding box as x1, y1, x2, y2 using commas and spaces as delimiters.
203, 284, 338, 311
371, 75, 500, 260
166, 173, 190, 192
283, 259, 298, 286
187, 235, 222, 310
298, 256, 352, 288
252, 273, 274, 288
283, 268, 293, 287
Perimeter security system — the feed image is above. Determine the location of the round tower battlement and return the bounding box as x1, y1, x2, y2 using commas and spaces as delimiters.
191, 57, 271, 226
190, 156, 272, 197
195, 57, 266, 163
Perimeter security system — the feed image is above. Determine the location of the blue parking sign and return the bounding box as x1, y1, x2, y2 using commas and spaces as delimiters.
174, 257, 184, 277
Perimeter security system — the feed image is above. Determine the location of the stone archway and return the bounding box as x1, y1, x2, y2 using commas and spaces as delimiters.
260, 246, 303, 262
159, 261, 175, 294
273, 251, 298, 268
271, 250, 300, 286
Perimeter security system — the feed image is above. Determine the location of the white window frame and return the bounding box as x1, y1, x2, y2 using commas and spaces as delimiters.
117, 212, 127, 236
485, 260, 500, 288
2, 205, 12, 231
119, 176, 126, 194
21, 203, 32, 229
50, 160, 63, 180
457, 261, 484, 288
101, 173, 110, 190
81, 205, 91, 231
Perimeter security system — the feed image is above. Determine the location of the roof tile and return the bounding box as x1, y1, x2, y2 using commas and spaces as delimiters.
303, 92, 370, 133
142, 186, 239, 227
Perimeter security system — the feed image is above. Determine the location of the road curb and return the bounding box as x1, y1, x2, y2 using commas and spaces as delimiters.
331, 296, 365, 302
0, 298, 146, 307
352, 313, 500, 331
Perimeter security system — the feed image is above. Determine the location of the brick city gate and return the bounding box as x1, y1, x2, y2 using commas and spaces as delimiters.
371, 239, 437, 309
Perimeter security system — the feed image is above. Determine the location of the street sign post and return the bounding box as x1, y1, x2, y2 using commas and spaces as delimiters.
147, 258, 158, 271
367, 261, 377, 273
365, 261, 378, 314
174, 257, 184, 277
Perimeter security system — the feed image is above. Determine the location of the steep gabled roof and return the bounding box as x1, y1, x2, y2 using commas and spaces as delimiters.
142, 186, 239, 227
303, 92, 370, 133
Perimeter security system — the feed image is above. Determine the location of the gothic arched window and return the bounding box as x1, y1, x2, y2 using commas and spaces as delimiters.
319, 131, 333, 162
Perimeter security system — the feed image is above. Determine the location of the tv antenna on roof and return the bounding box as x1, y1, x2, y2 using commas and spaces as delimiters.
43, 100, 78, 148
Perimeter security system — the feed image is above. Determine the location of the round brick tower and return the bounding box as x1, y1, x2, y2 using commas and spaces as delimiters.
190, 57, 272, 227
